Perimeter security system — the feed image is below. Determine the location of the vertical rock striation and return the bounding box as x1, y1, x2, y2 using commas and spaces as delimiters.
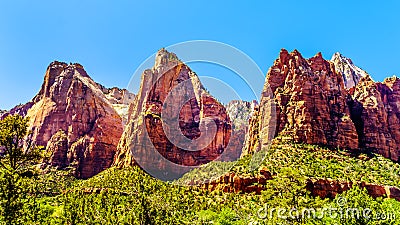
244, 49, 400, 162
113, 49, 233, 178
4, 62, 124, 178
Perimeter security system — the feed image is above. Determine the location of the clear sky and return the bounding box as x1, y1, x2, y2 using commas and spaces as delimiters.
0, 0, 399, 109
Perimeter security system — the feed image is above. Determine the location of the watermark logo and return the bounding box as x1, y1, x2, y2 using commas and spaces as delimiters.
256, 197, 396, 222
126, 40, 276, 183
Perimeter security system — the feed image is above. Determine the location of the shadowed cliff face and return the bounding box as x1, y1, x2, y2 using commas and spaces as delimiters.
244, 49, 400, 162
350, 76, 400, 161
113, 49, 235, 179
4, 61, 124, 178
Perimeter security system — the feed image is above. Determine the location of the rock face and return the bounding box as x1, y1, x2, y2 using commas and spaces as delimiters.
44, 130, 69, 168
306, 179, 400, 201
199, 168, 272, 194
113, 49, 233, 178
350, 75, 400, 161
8, 61, 123, 178
0, 102, 34, 120
244, 49, 400, 162
223, 100, 257, 160
100, 86, 135, 125
246, 49, 359, 154
197, 172, 400, 201
331, 52, 369, 89
225, 100, 257, 131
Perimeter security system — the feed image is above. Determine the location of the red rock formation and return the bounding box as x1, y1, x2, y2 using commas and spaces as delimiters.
198, 167, 272, 194
244, 49, 400, 163
197, 172, 400, 201
113, 49, 233, 178
245, 49, 359, 155
306, 179, 400, 201
9, 61, 123, 178
350, 76, 400, 161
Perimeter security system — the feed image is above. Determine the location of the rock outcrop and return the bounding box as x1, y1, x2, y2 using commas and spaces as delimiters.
306, 178, 400, 201
244, 49, 400, 162
350, 75, 400, 161
198, 167, 272, 194
245, 49, 359, 155
197, 171, 400, 201
7, 61, 123, 178
0, 110, 6, 118
113, 49, 233, 179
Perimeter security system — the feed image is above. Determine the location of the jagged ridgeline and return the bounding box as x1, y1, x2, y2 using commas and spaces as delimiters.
243, 49, 400, 163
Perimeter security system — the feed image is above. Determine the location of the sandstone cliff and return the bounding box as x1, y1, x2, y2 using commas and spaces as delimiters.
350, 75, 400, 161
113, 49, 233, 179
245, 49, 358, 155
4, 62, 124, 178
244, 49, 400, 162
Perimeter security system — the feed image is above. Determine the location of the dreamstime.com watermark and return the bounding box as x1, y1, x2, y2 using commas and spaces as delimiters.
256, 197, 396, 222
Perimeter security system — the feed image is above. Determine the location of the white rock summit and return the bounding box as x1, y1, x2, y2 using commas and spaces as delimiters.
331, 52, 369, 89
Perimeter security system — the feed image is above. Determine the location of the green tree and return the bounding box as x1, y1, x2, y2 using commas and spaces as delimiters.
0, 115, 41, 225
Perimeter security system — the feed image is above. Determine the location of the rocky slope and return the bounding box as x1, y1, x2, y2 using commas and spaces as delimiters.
98, 85, 136, 125
225, 100, 257, 131
244, 49, 400, 162
5, 62, 124, 178
113, 49, 234, 178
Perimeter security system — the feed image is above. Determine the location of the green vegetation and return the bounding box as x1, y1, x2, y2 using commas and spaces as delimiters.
0, 118, 399, 224
261, 139, 400, 186
0, 115, 42, 225
180, 137, 400, 187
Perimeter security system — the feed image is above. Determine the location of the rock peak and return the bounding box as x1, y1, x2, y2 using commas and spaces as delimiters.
279, 48, 289, 55
314, 52, 323, 59
332, 52, 343, 58
290, 49, 303, 57
154, 48, 180, 68
47, 61, 85, 70
330, 52, 369, 89
331, 52, 353, 64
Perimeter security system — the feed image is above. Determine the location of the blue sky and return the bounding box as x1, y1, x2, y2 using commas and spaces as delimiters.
0, 0, 399, 109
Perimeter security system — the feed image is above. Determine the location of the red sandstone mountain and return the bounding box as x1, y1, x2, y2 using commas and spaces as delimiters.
3, 62, 131, 178
244, 49, 400, 162
113, 49, 234, 179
